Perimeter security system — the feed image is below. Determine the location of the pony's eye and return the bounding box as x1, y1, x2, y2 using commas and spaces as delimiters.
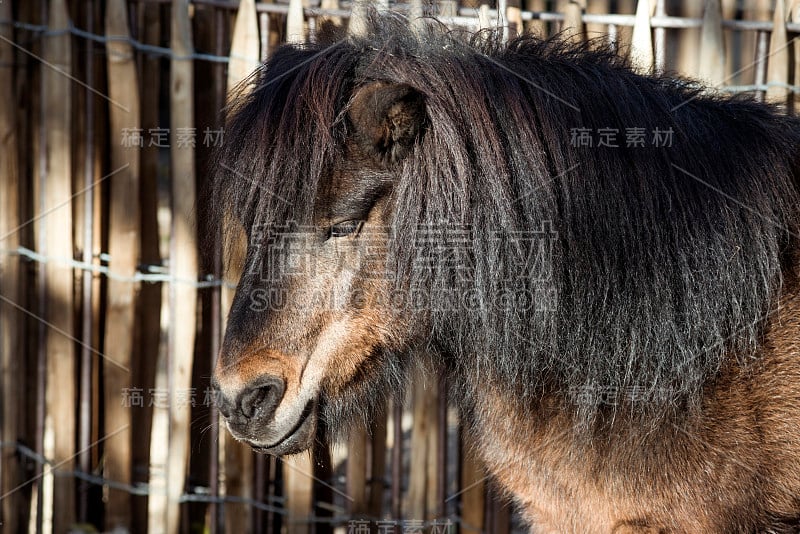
328, 220, 363, 238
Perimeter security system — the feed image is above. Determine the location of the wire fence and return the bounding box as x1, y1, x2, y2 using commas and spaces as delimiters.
1, 1, 798, 533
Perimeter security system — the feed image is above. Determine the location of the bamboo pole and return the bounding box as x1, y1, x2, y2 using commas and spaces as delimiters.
478, 4, 491, 31
167, 1, 198, 531
424, 387, 440, 521
0, 1, 20, 531
283, 455, 314, 534
738, 0, 773, 86
524, 0, 545, 36
8, 3, 36, 529
652, 0, 665, 75
347, 426, 369, 517
663, 1, 700, 77
312, 433, 334, 531
407, 371, 427, 521
229, 0, 260, 93
32, 1, 47, 528
615, 0, 636, 56
753, 30, 770, 102
222, 440, 254, 532
74, 0, 95, 524
42, 1, 75, 531
134, 1, 161, 530
459, 436, 485, 533
698, 0, 726, 85
144, 5, 170, 530
390, 399, 403, 519
721, 0, 738, 83
562, 0, 586, 43
499, 0, 508, 40
210, 11, 227, 533
288, 0, 306, 43
766, 0, 790, 105
368, 402, 387, 519
103, 0, 140, 529
630, 0, 654, 74
585, 0, 610, 40
407, 366, 439, 522
147, 326, 171, 531
506, 0, 523, 39
435, 378, 447, 519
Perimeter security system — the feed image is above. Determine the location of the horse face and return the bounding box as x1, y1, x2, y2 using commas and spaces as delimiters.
212, 81, 426, 455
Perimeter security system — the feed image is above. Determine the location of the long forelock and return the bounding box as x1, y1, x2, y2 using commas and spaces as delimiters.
209, 41, 358, 262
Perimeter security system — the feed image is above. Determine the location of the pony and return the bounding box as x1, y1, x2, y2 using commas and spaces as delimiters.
209, 15, 800, 532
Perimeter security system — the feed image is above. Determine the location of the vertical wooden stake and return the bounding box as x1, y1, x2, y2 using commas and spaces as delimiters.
42, 1, 75, 531
368, 401, 387, 519
630, 0, 654, 74
104, 0, 141, 529
698, 0, 726, 86
229, 0, 260, 94
168, 1, 198, 532
283, 455, 314, 534
585, 0, 610, 40
478, 4, 491, 31
766, 0, 790, 105
614, 0, 637, 56
672, 1, 702, 77
408, 365, 439, 522
135, 1, 162, 530
288, 0, 306, 43
505, 0, 523, 39
562, 0, 586, 44
221, 436, 254, 533
735, 0, 773, 86
0, 1, 21, 531
459, 436, 485, 533
347, 426, 368, 516
390, 399, 403, 519
524, 0, 546, 36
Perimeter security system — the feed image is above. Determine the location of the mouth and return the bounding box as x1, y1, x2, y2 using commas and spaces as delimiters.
246, 399, 317, 456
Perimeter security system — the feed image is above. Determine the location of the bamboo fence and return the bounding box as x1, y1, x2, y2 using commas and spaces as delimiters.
0, 1, 798, 533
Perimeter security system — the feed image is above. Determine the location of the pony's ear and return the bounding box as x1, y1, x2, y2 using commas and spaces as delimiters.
348, 81, 426, 164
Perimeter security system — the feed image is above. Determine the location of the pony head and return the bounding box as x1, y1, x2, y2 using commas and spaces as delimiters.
209, 41, 435, 453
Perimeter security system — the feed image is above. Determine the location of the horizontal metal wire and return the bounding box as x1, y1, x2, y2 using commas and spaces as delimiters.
1, 246, 233, 288
3, 6, 799, 94
2, 440, 460, 526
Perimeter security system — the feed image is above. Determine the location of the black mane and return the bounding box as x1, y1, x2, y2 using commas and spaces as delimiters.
210, 14, 800, 425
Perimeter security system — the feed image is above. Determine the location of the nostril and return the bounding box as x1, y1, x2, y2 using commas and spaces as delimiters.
211, 387, 233, 418
237, 377, 285, 420
240, 385, 271, 418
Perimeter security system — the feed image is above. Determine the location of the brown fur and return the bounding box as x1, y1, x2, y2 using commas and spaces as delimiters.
475, 283, 800, 532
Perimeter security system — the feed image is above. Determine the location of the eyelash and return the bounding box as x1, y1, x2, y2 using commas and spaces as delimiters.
328, 220, 363, 239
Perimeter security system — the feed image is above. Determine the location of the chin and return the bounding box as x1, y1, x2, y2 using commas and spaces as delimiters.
235, 399, 319, 456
